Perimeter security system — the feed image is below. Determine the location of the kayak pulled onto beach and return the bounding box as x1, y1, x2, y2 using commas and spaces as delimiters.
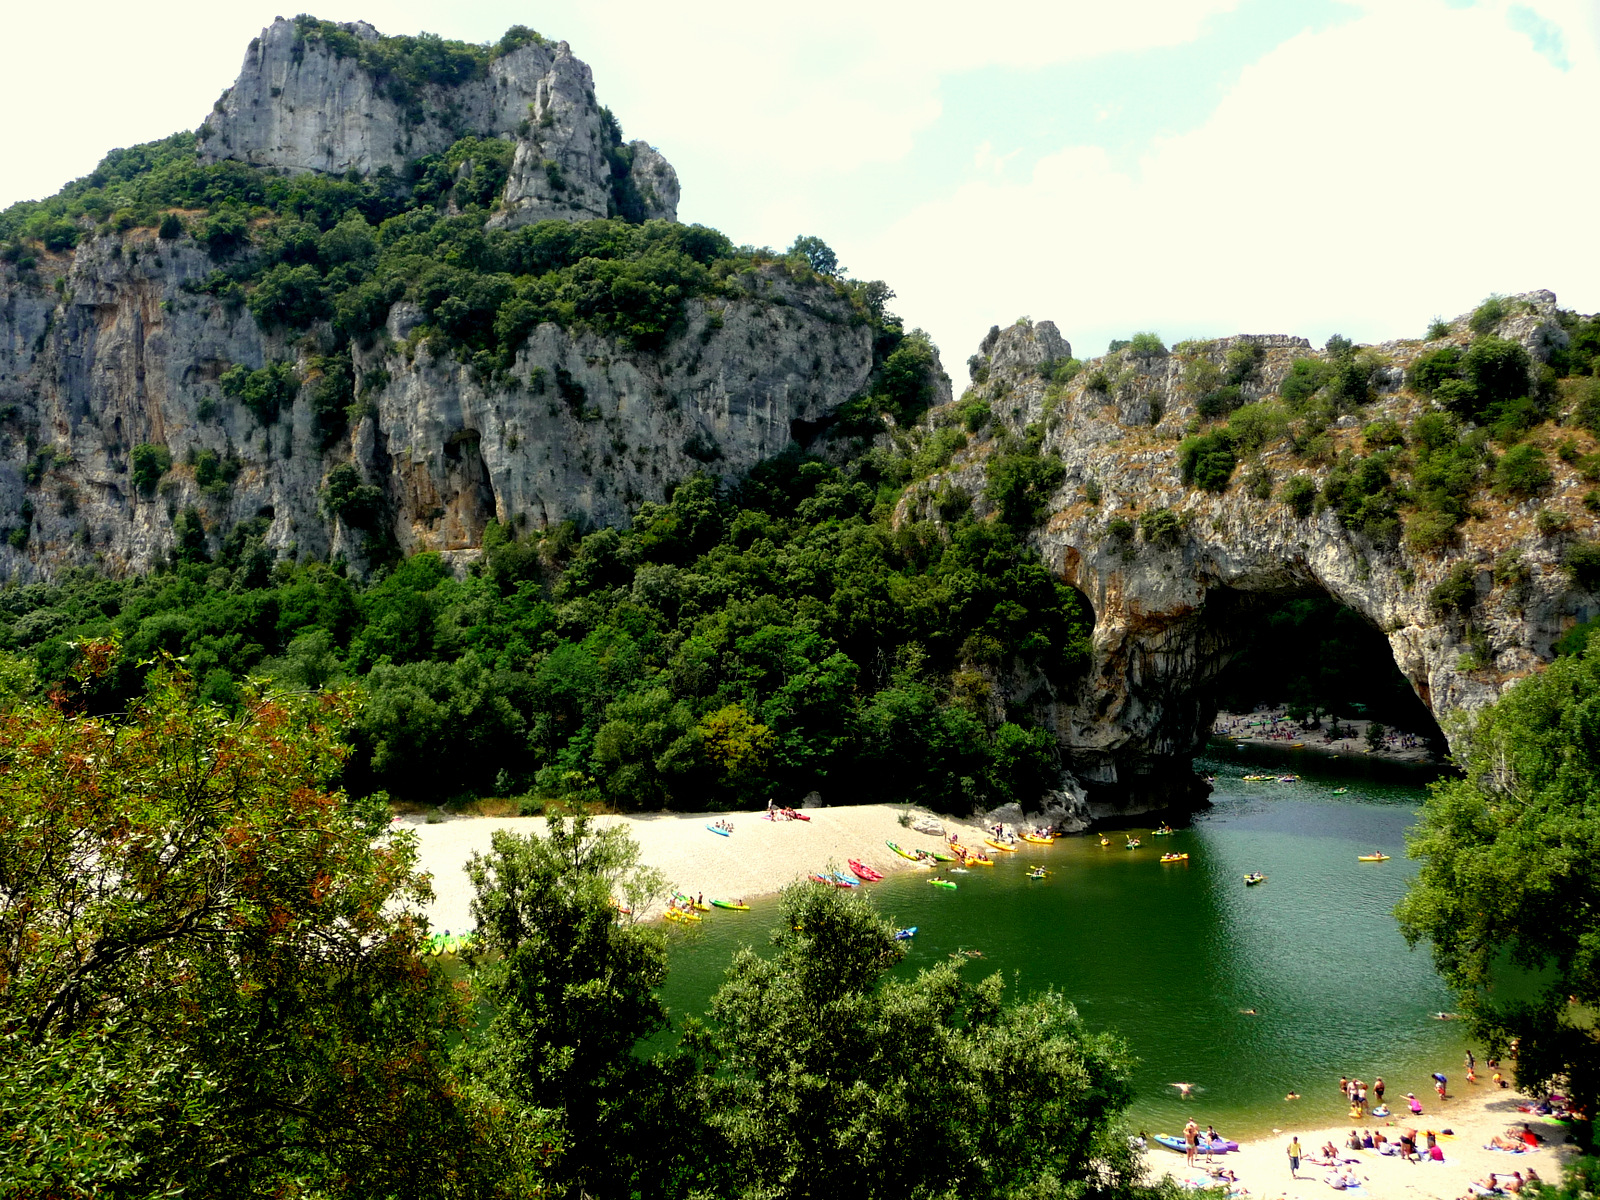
710, 899, 749, 910
887, 841, 924, 861
848, 859, 884, 881
1153, 1134, 1239, 1154
706, 824, 730, 837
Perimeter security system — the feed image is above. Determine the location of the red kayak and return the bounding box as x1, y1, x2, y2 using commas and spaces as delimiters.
848, 859, 883, 882
809, 873, 852, 888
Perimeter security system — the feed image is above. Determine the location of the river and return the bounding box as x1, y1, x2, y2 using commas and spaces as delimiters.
656, 747, 1470, 1141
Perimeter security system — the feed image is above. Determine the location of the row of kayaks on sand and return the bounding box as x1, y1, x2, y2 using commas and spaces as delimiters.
423, 931, 477, 956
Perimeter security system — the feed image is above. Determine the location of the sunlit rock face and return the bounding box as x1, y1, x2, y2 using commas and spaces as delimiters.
198, 17, 677, 224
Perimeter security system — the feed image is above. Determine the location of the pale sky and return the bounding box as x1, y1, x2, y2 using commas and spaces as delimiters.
2, 1, 1598, 367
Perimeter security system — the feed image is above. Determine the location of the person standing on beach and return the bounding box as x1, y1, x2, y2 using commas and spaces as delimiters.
1375, 1076, 1385, 1104
1185, 1119, 1199, 1166
1288, 1136, 1302, 1179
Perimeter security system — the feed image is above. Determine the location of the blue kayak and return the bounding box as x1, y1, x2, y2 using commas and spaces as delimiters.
1154, 1134, 1239, 1154
706, 824, 730, 836
895, 927, 917, 940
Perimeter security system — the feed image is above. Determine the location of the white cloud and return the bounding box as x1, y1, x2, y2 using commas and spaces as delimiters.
861, 0, 1600, 363
0, 1, 1244, 208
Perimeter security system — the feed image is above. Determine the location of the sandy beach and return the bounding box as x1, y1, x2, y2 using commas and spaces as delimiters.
1141, 1087, 1577, 1200
401, 803, 1001, 930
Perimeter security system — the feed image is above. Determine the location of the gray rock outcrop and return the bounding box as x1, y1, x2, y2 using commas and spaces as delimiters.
0, 236, 877, 579
914, 296, 1598, 823
199, 17, 677, 225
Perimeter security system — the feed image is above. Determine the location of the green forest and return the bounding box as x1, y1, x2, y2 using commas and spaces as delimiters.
0, 657, 1164, 1200
1, 457, 1092, 814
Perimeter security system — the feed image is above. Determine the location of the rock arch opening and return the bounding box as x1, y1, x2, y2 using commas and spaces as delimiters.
1198, 587, 1447, 758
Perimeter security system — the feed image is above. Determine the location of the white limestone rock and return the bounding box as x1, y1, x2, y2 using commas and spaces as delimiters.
199, 18, 678, 225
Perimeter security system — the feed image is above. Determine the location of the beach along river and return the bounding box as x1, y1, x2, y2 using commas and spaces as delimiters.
657, 751, 1470, 1142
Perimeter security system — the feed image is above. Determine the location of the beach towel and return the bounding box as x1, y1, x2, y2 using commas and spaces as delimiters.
1486, 1145, 1528, 1154
1467, 1186, 1505, 1196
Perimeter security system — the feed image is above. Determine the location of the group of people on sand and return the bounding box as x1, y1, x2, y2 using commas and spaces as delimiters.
762, 800, 806, 821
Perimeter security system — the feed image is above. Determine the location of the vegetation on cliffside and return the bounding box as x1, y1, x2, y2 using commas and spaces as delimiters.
1, 452, 1092, 813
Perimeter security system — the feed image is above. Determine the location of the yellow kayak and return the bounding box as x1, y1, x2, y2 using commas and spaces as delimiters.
664, 909, 701, 923
1358, 853, 1391, 862
984, 838, 1018, 852
887, 841, 923, 861
1160, 853, 1189, 863
967, 853, 994, 866
1019, 833, 1055, 845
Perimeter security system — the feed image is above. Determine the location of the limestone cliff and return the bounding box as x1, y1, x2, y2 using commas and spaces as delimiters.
200, 17, 677, 224
906, 298, 1599, 827
0, 236, 880, 579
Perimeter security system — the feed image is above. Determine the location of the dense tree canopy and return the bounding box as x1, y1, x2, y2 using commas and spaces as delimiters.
1396, 632, 1600, 1112
0, 458, 1093, 816
0, 652, 498, 1198
688, 883, 1147, 1200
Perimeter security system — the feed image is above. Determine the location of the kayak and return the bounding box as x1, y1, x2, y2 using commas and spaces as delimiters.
924, 848, 955, 862
930, 879, 957, 890
1244, 873, 1266, 885
1020, 833, 1055, 845
810, 873, 852, 888
1332, 788, 1349, 795
832, 872, 860, 887
665, 909, 701, 923
710, 899, 749, 910
675, 894, 712, 912
1152, 827, 1174, 836
1242, 775, 1274, 782
706, 824, 730, 836
984, 838, 1018, 852
1160, 853, 1189, 863
967, 853, 994, 866
1358, 853, 1391, 862
1154, 1134, 1239, 1154
887, 841, 923, 861
848, 859, 884, 881
1125, 839, 1141, 849
895, 926, 917, 940
1027, 870, 1047, 880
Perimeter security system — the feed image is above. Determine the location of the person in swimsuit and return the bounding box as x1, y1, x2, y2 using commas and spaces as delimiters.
1185, 1119, 1199, 1166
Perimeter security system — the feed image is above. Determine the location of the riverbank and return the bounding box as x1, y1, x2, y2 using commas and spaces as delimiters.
1141, 1086, 1578, 1200
1216, 708, 1442, 766
400, 804, 1001, 930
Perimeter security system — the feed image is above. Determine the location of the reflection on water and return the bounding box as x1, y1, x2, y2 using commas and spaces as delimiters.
657, 753, 1468, 1140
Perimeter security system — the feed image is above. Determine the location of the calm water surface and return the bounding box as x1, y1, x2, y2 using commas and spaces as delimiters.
657, 751, 1469, 1141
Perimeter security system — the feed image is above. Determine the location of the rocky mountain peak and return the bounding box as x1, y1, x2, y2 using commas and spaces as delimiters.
198, 16, 677, 225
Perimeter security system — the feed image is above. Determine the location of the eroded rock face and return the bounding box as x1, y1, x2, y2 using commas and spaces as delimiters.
918, 295, 1598, 824
199, 17, 677, 225
0, 240, 876, 579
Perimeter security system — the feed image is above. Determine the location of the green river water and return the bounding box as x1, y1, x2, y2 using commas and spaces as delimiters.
656, 747, 1470, 1142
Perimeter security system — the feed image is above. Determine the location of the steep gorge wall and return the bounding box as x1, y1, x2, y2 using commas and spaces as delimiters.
907, 299, 1598, 826
0, 18, 889, 581
0, 237, 878, 579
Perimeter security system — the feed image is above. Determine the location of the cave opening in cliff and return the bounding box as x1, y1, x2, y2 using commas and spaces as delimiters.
1205, 592, 1446, 752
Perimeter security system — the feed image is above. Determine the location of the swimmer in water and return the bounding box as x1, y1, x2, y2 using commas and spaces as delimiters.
1173, 1083, 1196, 1098
1241, 1008, 1259, 1015
1286, 1091, 1301, 1100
